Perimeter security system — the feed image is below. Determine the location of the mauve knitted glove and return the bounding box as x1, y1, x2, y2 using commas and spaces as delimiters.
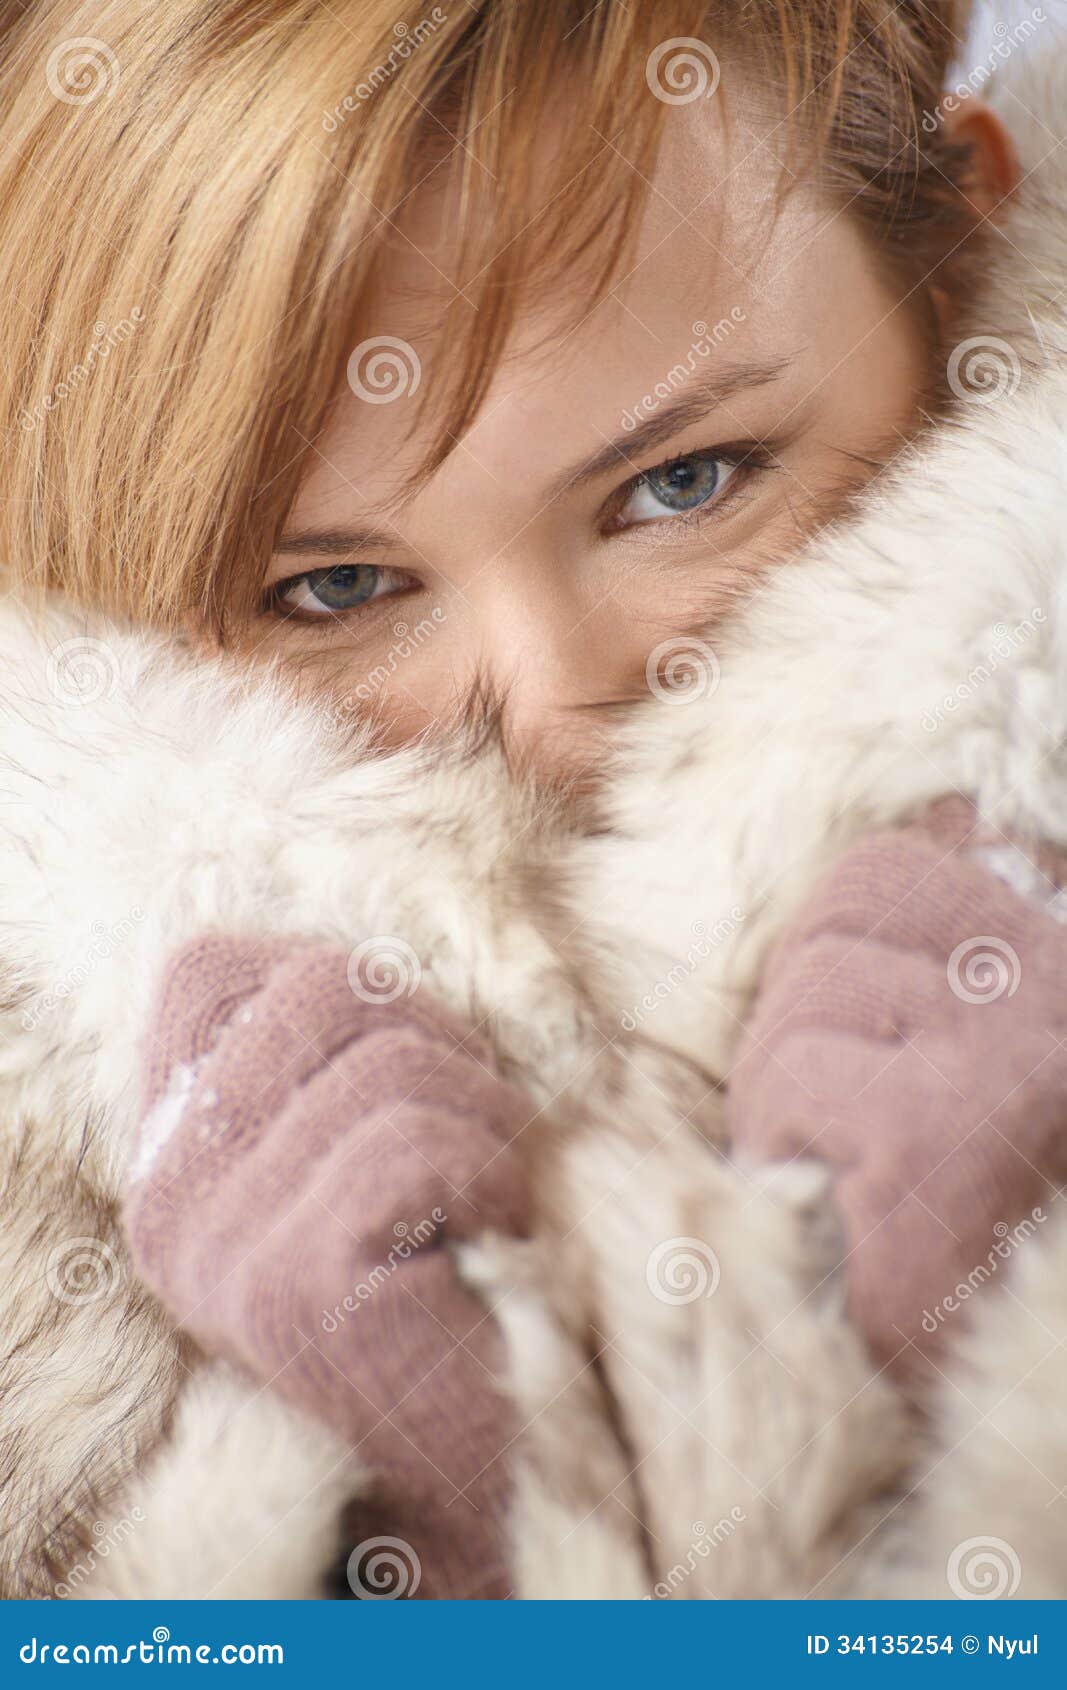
123, 935, 530, 1599
729, 801, 1067, 1379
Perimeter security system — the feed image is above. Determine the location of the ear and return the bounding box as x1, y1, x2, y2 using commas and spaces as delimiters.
940, 95, 1021, 221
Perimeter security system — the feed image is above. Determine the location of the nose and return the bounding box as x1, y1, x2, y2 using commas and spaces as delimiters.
468, 569, 643, 787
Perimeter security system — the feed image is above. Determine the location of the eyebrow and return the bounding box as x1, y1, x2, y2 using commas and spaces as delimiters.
548, 355, 795, 501
273, 526, 403, 557
275, 355, 795, 559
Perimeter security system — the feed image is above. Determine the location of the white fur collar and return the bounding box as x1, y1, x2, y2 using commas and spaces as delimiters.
1, 27, 1067, 1602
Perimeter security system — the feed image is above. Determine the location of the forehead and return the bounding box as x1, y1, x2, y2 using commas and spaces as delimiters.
299, 88, 864, 508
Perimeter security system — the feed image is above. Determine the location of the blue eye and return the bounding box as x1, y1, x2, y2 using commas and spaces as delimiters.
293, 565, 379, 611
647, 456, 723, 510
271, 563, 412, 618
617, 452, 737, 527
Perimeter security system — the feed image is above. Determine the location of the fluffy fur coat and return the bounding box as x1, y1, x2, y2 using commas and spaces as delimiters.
1, 42, 1066, 1600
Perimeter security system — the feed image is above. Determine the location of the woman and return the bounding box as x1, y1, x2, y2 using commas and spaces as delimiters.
0, 0, 1058, 1601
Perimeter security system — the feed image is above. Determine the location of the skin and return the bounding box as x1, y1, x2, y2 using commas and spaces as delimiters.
250, 92, 1019, 789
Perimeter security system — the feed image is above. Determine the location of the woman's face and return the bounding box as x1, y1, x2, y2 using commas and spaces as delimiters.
252, 93, 1010, 785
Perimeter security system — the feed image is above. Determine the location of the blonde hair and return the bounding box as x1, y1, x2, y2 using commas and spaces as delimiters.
0, 0, 973, 632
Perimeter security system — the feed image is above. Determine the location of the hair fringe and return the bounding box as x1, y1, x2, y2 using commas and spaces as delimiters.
0, 0, 975, 632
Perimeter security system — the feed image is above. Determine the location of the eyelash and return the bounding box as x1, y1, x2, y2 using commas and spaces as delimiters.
266, 439, 777, 622
603, 440, 775, 535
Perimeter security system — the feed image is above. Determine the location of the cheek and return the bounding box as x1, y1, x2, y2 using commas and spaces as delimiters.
330, 646, 459, 741
236, 621, 461, 743
597, 536, 758, 651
